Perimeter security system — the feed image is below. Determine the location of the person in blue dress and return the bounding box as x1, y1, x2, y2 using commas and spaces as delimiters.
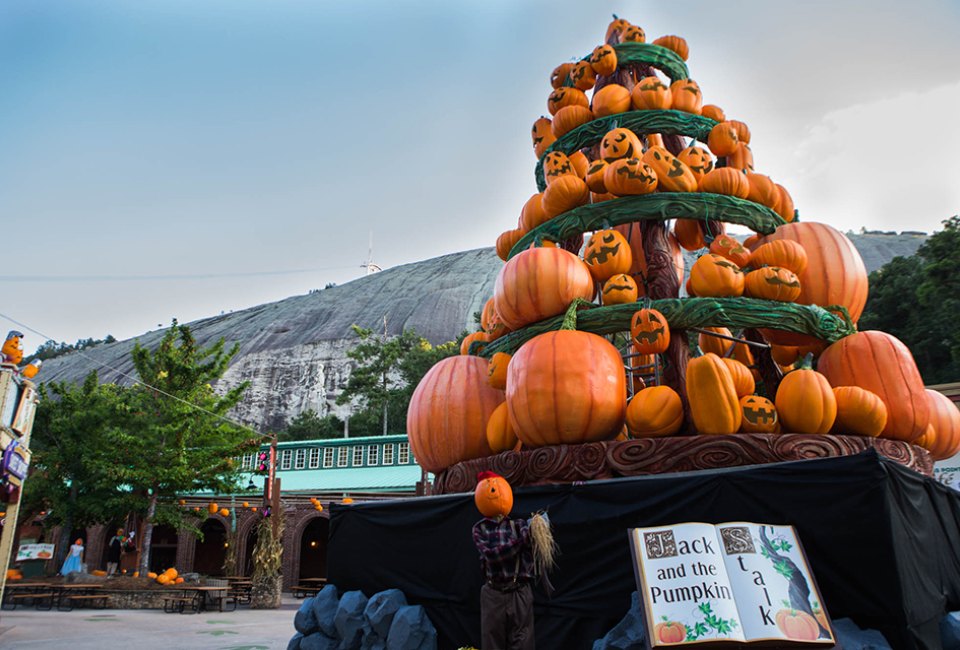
60, 538, 84, 575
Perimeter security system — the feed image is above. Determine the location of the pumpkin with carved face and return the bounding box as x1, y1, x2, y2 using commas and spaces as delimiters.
669, 79, 702, 114
592, 84, 632, 118
569, 60, 597, 91
631, 308, 670, 354
652, 34, 689, 60
475, 471, 513, 518
547, 86, 589, 116
604, 158, 658, 196
701, 104, 726, 122
699, 167, 749, 199
601, 127, 643, 162
550, 63, 574, 89
584, 229, 632, 281
543, 151, 576, 185
677, 146, 713, 182
621, 25, 646, 43
602, 273, 639, 305
740, 395, 779, 433
631, 76, 672, 110
590, 44, 618, 76
707, 122, 740, 157
585, 160, 609, 193
605, 18, 632, 43
552, 105, 594, 138
745, 267, 801, 302
709, 234, 751, 267
642, 146, 697, 192
689, 254, 745, 297
532, 117, 556, 159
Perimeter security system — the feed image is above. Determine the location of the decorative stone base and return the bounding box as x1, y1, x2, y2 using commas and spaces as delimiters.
432, 434, 932, 494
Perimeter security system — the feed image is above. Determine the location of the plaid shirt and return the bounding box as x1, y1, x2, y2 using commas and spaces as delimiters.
472, 517, 535, 584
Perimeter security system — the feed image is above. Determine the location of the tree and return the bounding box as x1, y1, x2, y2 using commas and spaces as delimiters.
860, 216, 960, 383
116, 320, 255, 574
279, 410, 343, 441
337, 326, 459, 435
21, 372, 133, 568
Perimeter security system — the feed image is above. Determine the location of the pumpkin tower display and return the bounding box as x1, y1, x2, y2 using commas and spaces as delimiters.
406, 16, 959, 493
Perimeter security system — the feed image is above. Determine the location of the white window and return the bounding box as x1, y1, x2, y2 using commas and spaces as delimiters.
367, 445, 379, 466
241, 454, 253, 470
309, 448, 320, 469
280, 449, 292, 470
353, 446, 364, 466
295, 448, 306, 470
323, 448, 334, 468
398, 442, 410, 464
337, 447, 348, 468
383, 444, 394, 465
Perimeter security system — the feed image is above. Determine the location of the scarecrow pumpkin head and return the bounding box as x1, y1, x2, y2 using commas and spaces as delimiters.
602, 273, 639, 305
642, 146, 697, 192
601, 128, 643, 162
548, 86, 589, 116
631, 76, 672, 110
689, 253, 745, 297
584, 229, 632, 281
630, 308, 670, 354
585, 160, 609, 193
590, 44, 618, 76
475, 471, 513, 518
709, 233, 751, 267
740, 395, 778, 433
604, 158, 658, 196
621, 25, 646, 43
531, 117, 556, 159
744, 267, 801, 302
669, 78, 702, 114
543, 151, 576, 185
677, 146, 713, 181
1, 331, 23, 365
550, 63, 574, 89
569, 60, 597, 91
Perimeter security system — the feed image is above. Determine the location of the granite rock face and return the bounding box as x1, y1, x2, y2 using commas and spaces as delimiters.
37, 236, 926, 431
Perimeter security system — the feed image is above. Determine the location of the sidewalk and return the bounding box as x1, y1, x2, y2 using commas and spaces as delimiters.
0, 595, 300, 649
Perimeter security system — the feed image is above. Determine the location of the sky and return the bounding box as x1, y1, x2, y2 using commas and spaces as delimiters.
1, 0, 959, 354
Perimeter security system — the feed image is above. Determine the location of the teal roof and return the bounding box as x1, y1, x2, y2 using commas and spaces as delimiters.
241, 464, 421, 493
274, 434, 409, 449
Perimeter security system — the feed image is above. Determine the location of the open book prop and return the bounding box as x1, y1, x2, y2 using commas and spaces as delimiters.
630, 522, 834, 647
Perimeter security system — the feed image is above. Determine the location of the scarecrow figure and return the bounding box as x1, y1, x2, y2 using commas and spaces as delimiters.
472, 471, 557, 650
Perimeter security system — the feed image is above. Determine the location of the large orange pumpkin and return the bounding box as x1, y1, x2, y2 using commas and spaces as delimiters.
924, 389, 960, 460
407, 356, 504, 473
626, 386, 683, 437
507, 330, 626, 446
817, 331, 929, 442
758, 222, 868, 344
475, 472, 513, 518
776, 368, 836, 435
832, 386, 888, 437
686, 353, 741, 434
494, 247, 595, 330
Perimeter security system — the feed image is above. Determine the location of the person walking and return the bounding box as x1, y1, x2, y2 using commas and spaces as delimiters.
106, 529, 124, 575
60, 538, 84, 575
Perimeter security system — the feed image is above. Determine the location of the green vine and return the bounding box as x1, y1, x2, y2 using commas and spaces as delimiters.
535, 109, 717, 190
508, 193, 784, 259
480, 297, 855, 358
610, 42, 689, 81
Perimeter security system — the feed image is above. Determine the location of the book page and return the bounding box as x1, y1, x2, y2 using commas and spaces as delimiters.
716, 523, 834, 644
630, 523, 745, 646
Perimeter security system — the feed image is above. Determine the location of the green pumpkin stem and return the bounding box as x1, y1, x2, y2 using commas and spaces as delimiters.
560, 298, 592, 331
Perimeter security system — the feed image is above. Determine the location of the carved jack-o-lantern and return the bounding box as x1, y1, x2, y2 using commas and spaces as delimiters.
740, 395, 779, 433
631, 308, 670, 354
590, 44, 618, 76
744, 267, 802, 302
605, 18, 632, 43
543, 151, 576, 185
569, 60, 597, 91
532, 117, 556, 159
584, 229, 632, 281
677, 146, 713, 182
550, 63, 574, 89
669, 78, 702, 114
602, 273, 639, 305
709, 234, 751, 268
601, 127, 643, 163
547, 86, 589, 116
604, 158, 658, 196
642, 146, 697, 192
585, 160, 609, 193
631, 76, 672, 111
689, 253, 745, 297
620, 25, 646, 43
474, 471, 513, 518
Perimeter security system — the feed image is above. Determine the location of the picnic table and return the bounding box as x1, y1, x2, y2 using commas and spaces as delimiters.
292, 577, 328, 598
3, 582, 107, 611
177, 585, 232, 613
55, 583, 106, 611
2, 582, 55, 610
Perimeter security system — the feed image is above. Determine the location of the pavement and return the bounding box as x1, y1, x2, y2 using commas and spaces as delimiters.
0, 595, 301, 649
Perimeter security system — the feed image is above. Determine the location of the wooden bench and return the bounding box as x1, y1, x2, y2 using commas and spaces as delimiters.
292, 585, 322, 599
227, 585, 251, 606
163, 596, 197, 614
7, 592, 54, 610
58, 594, 109, 611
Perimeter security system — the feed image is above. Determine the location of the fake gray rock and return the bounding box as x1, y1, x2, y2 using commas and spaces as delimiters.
592, 591, 646, 650
832, 618, 892, 650
365, 589, 408, 640
288, 632, 303, 650
300, 631, 340, 650
295, 596, 319, 635
335, 590, 368, 650
386, 605, 437, 650
311, 584, 341, 638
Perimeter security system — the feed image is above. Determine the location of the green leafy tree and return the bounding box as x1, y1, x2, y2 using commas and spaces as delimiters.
860, 216, 960, 383
117, 321, 255, 574
22, 372, 133, 568
279, 409, 343, 441
337, 326, 459, 435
